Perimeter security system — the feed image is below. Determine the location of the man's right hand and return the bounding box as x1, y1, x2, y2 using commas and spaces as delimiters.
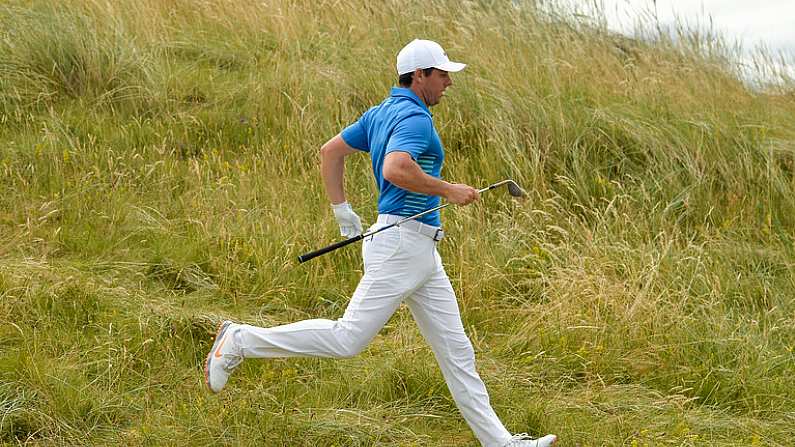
444, 183, 480, 205
331, 202, 363, 238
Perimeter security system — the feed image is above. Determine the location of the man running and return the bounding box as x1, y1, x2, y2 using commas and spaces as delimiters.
204, 39, 557, 447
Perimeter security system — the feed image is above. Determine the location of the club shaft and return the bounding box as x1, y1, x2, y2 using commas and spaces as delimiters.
297, 181, 511, 263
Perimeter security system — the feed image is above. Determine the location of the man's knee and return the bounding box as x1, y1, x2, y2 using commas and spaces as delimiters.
447, 335, 476, 362
334, 337, 370, 358
332, 323, 374, 358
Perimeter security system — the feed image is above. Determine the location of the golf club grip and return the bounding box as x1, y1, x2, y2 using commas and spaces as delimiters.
298, 234, 364, 263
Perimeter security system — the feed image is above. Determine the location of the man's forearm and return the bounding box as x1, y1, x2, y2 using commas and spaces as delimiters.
383, 152, 478, 205
385, 158, 450, 198
320, 134, 359, 205
321, 152, 346, 204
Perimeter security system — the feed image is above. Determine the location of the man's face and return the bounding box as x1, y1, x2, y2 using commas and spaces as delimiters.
414, 68, 453, 107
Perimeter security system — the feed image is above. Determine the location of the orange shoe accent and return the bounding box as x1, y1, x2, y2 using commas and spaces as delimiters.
204, 320, 226, 392
214, 334, 228, 358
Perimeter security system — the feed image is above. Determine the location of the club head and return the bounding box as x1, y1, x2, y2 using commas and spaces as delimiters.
505, 180, 527, 198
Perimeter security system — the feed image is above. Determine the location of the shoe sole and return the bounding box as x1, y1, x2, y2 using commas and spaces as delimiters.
204, 320, 231, 393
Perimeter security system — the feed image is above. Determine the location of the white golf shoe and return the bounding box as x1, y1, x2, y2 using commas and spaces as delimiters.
204, 320, 243, 393
503, 433, 558, 447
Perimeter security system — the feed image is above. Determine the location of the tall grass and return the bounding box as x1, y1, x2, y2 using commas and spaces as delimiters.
1, 0, 794, 445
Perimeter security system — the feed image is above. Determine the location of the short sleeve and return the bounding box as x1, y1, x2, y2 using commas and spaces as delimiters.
385, 114, 432, 160
340, 119, 369, 152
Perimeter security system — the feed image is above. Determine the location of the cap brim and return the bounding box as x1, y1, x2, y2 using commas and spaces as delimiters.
434, 61, 466, 72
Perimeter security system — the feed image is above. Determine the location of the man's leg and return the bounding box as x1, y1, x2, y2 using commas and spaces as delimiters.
405, 250, 512, 447
236, 226, 433, 359
235, 271, 403, 358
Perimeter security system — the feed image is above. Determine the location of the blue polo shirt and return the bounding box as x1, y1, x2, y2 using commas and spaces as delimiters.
340, 87, 445, 227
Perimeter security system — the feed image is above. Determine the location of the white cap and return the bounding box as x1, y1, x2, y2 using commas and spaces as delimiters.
396, 39, 466, 75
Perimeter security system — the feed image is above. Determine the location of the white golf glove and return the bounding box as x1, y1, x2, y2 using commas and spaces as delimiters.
331, 202, 363, 238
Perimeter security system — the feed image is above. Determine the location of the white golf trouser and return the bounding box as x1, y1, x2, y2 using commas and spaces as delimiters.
236, 216, 513, 447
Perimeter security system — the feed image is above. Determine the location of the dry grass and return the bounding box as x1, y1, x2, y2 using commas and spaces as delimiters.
1, 0, 794, 445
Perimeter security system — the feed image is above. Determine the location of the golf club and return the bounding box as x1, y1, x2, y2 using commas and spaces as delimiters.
297, 179, 526, 263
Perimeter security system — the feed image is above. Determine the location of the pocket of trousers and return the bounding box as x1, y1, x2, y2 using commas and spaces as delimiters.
362, 226, 402, 273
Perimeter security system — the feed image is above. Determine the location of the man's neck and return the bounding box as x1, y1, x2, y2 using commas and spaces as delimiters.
409, 85, 429, 107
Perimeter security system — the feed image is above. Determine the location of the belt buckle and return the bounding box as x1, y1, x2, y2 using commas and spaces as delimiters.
433, 228, 443, 241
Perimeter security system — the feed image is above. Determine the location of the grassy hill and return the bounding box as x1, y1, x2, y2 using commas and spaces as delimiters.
1, 0, 794, 445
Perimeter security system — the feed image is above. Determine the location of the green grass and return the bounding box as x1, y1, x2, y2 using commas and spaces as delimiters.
1, 0, 794, 445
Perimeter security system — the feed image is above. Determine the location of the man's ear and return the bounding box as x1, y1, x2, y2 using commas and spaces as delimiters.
413, 68, 425, 82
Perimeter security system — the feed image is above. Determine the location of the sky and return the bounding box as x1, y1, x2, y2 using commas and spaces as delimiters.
573, 0, 795, 85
